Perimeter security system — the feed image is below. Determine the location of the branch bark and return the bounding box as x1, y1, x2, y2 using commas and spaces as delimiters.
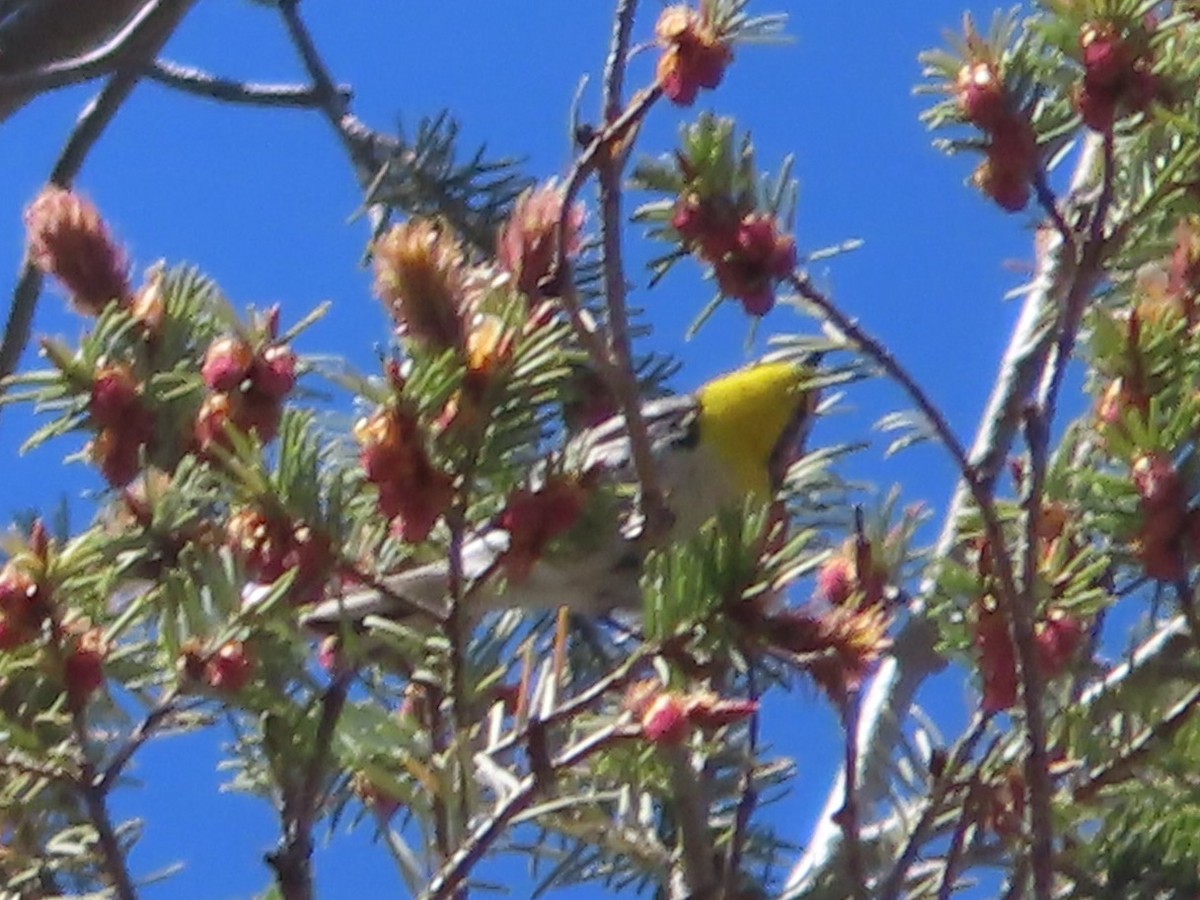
784, 133, 1106, 898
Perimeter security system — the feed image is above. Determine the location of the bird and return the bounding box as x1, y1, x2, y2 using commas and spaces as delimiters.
0, 0, 158, 124
301, 359, 820, 633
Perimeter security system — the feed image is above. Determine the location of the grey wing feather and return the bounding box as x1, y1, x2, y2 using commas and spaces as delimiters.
301, 397, 696, 632
301, 529, 509, 631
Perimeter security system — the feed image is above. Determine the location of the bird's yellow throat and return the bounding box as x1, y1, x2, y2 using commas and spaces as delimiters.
695, 361, 810, 498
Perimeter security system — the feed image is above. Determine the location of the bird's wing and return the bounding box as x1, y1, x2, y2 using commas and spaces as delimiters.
302, 396, 700, 632
301, 528, 509, 632
570, 393, 698, 473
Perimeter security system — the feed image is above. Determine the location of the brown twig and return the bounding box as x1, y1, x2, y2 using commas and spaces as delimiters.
1032, 171, 1075, 254
1089, 130, 1116, 246
422, 724, 637, 900
723, 676, 762, 894
878, 712, 991, 900
97, 687, 184, 792
788, 271, 1021, 602
665, 743, 718, 899
50, 633, 138, 900
146, 58, 350, 108
0, 0, 196, 392
1015, 407, 1055, 899
275, 0, 389, 233
583, 0, 678, 544
1073, 684, 1200, 803
486, 644, 648, 759
787, 135, 1107, 896
936, 775, 983, 900
266, 669, 354, 900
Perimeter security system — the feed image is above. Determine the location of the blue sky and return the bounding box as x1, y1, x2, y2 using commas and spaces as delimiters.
1, 1, 1039, 896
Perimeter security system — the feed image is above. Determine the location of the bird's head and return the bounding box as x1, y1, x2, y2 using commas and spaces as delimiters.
695, 360, 818, 498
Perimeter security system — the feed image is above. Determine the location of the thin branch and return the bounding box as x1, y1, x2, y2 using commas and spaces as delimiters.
48, 617, 138, 900
1077, 612, 1188, 707
786, 133, 1107, 899
588, 0, 677, 545
602, 0, 637, 120
77, 772, 137, 900
936, 776, 982, 900
145, 58, 350, 109
723, 678, 762, 894
275, 0, 387, 236
789, 273, 972, 476
1089, 130, 1116, 246
878, 713, 991, 900
485, 643, 647, 759
1073, 684, 1200, 803
1034, 231, 1109, 429
98, 687, 183, 792
0, 0, 196, 392
665, 746, 718, 899
789, 270, 1022, 606
422, 724, 637, 900
266, 670, 354, 900
1016, 407, 1055, 899
1032, 170, 1075, 253
837, 691, 868, 900
554, 84, 661, 275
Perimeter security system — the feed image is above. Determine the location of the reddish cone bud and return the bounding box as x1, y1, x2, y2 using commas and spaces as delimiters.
1080, 24, 1133, 92
1132, 451, 1183, 510
317, 635, 343, 673
90, 427, 143, 488
29, 520, 50, 562
90, 363, 141, 428
63, 626, 108, 702
672, 194, 737, 260
202, 337, 255, 392
253, 344, 298, 401
194, 392, 236, 454
1035, 609, 1084, 677
641, 693, 691, 745
373, 219, 469, 351
817, 555, 854, 606
195, 389, 282, 454
817, 539, 888, 609
205, 641, 255, 695
975, 601, 1018, 713
713, 213, 796, 316
497, 182, 583, 300
685, 694, 759, 730
655, 6, 732, 106
957, 61, 1009, 131
356, 406, 453, 542
0, 564, 42, 649
1076, 84, 1117, 132
352, 772, 402, 820
973, 157, 1031, 212
24, 187, 131, 316
227, 507, 291, 583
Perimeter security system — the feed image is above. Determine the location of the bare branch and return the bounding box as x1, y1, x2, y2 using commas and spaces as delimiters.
146, 58, 350, 109
785, 133, 1107, 898
0, 0, 196, 399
